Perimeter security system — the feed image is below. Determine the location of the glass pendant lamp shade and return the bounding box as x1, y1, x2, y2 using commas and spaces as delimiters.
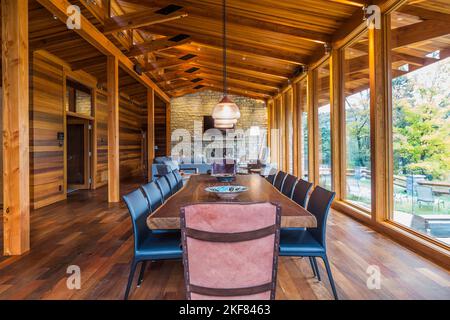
212, 96, 241, 121
211, 0, 240, 127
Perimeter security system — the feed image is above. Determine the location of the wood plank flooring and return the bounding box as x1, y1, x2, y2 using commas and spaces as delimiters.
0, 180, 449, 300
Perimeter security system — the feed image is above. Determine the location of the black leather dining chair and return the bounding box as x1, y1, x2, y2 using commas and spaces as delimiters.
156, 176, 172, 201
273, 171, 287, 191
281, 174, 298, 198
165, 172, 179, 193
279, 186, 338, 300
266, 174, 276, 185
292, 179, 313, 208
172, 170, 184, 190
141, 181, 163, 212
122, 189, 182, 300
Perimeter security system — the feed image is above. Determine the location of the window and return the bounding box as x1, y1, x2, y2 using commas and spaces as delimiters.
315, 61, 332, 190
298, 79, 309, 180
342, 31, 372, 211
66, 80, 93, 117
285, 90, 294, 174
389, 2, 450, 246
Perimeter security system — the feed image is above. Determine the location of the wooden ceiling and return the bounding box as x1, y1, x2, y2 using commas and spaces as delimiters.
2, 0, 450, 103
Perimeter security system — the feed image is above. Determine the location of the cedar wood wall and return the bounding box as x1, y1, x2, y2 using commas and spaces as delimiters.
28, 51, 165, 209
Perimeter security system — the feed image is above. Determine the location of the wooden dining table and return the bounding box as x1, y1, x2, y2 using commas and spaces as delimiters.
147, 174, 317, 230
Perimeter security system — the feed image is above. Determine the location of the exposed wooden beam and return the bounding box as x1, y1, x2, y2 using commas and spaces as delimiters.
397, 5, 450, 22
36, 0, 170, 102
391, 20, 450, 49
107, 56, 120, 203
2, 0, 30, 255
144, 25, 309, 64
121, 0, 331, 43
145, 56, 198, 71
127, 35, 192, 57
103, 8, 188, 34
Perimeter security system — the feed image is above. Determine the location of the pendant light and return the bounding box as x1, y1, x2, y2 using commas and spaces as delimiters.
212, 0, 240, 129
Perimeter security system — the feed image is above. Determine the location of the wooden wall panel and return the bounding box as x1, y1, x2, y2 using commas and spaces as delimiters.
30, 52, 65, 209
119, 97, 145, 179
95, 91, 108, 188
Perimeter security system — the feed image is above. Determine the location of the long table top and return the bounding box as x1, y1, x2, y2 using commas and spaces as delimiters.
147, 174, 317, 230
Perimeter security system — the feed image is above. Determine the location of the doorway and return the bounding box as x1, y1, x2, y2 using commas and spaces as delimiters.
67, 117, 92, 192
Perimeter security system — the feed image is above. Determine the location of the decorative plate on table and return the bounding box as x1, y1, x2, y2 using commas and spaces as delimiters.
212, 173, 236, 182
205, 185, 248, 200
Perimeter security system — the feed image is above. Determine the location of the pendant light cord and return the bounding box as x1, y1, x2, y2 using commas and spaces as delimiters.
223, 0, 227, 96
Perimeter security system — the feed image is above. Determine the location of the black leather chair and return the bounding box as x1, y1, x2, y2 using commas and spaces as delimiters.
273, 171, 287, 191
172, 170, 184, 190
266, 174, 276, 185
281, 174, 298, 198
156, 176, 172, 201
122, 189, 182, 300
280, 186, 338, 299
292, 179, 313, 208
165, 172, 179, 194
141, 181, 163, 212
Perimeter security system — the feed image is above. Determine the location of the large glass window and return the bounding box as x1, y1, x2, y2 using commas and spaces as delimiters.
299, 79, 309, 180
389, 1, 450, 246
285, 90, 294, 174
315, 62, 332, 190
343, 31, 372, 211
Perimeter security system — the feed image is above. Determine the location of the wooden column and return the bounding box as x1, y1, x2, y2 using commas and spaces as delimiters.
292, 82, 300, 177
370, 20, 389, 222
107, 56, 120, 203
2, 0, 30, 255
147, 88, 155, 181
330, 49, 342, 197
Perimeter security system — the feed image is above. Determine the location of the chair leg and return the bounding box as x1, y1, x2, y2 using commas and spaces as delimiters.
312, 257, 321, 281
137, 261, 147, 287
321, 255, 338, 300
124, 260, 138, 300
308, 257, 317, 278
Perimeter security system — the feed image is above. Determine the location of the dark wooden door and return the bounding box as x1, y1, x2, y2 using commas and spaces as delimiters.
67, 119, 90, 190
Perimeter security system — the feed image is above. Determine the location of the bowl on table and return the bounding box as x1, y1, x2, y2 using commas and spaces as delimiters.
212, 173, 236, 182
205, 185, 248, 200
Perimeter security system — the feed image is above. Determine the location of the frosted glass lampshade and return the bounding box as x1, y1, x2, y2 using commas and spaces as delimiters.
211, 96, 241, 120
214, 118, 235, 129
215, 123, 234, 129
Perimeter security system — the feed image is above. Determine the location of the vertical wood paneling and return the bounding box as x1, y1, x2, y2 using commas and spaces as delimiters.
119, 97, 145, 179
30, 52, 65, 209
147, 88, 155, 181
95, 91, 108, 188
154, 96, 167, 157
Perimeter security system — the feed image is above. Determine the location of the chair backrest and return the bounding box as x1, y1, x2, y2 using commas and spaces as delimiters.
181, 202, 281, 300
273, 171, 287, 191
165, 172, 179, 193
212, 159, 236, 175
156, 176, 172, 201
172, 170, 184, 189
281, 174, 298, 198
416, 185, 434, 202
307, 186, 336, 248
292, 179, 313, 208
123, 189, 150, 252
141, 181, 163, 212
266, 174, 276, 185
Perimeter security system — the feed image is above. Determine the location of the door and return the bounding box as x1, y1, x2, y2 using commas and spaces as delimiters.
67, 117, 91, 190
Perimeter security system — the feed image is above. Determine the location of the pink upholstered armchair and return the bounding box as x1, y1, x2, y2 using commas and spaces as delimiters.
180, 202, 281, 300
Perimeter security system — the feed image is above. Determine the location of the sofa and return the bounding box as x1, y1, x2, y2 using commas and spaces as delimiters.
151, 156, 212, 181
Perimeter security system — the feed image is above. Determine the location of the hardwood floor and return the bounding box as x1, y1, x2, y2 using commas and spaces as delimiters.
0, 179, 449, 300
